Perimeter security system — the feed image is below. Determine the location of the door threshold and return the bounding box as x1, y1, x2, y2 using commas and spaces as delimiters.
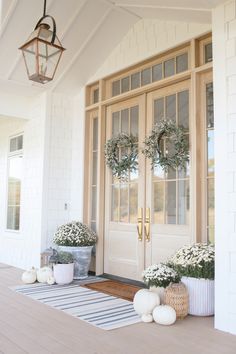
101, 273, 146, 288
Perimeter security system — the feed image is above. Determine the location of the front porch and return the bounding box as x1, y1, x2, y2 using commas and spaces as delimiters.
1, 264, 236, 354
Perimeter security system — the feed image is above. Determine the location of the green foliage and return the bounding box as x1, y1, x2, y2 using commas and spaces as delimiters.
55, 251, 74, 264
104, 133, 138, 180
142, 120, 189, 172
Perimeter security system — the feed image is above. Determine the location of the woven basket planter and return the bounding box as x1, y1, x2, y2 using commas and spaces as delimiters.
164, 282, 189, 319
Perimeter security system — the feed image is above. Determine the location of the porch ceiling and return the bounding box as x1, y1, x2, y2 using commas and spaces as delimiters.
0, 0, 224, 96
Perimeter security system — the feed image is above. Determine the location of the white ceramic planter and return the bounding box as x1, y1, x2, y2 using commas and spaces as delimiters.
53, 263, 74, 285
58, 246, 93, 279
181, 276, 214, 316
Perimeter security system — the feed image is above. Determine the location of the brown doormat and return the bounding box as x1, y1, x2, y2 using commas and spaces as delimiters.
83, 280, 142, 302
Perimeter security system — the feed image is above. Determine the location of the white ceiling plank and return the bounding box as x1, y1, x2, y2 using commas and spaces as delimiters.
113, 0, 225, 10
0, 0, 18, 39
52, 7, 113, 91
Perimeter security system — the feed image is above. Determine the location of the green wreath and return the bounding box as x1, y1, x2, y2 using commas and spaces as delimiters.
142, 120, 189, 171
105, 133, 138, 180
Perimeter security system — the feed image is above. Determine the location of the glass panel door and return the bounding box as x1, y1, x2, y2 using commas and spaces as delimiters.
104, 95, 146, 281
146, 81, 191, 266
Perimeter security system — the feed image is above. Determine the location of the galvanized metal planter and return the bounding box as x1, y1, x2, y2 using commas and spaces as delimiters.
58, 246, 93, 279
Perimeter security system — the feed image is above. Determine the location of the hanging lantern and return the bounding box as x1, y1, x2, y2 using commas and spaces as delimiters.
19, 0, 65, 84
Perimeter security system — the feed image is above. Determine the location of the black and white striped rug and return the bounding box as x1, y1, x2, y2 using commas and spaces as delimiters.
12, 278, 141, 330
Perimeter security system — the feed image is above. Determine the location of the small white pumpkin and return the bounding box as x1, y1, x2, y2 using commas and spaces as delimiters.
37, 266, 53, 283
47, 276, 56, 285
21, 267, 37, 284
141, 314, 153, 323
153, 305, 176, 326
133, 289, 160, 319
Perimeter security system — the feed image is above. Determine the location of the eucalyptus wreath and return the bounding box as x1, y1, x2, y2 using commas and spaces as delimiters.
142, 120, 189, 171
104, 133, 138, 180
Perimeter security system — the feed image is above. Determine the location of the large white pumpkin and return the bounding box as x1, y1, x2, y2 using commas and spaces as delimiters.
21, 267, 37, 284
37, 267, 53, 283
133, 289, 160, 319
153, 305, 176, 326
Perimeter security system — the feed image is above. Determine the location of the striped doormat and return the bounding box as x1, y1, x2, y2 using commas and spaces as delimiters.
12, 278, 141, 330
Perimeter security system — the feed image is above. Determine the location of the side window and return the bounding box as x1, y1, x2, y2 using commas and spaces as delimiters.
7, 135, 23, 231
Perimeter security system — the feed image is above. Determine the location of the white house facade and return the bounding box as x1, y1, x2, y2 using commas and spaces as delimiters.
0, 0, 236, 335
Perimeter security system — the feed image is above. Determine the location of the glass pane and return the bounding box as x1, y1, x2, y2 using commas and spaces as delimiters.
130, 106, 139, 136
176, 53, 188, 73
152, 64, 162, 82
129, 184, 138, 223
141, 68, 151, 86
121, 76, 130, 93
93, 118, 98, 150
111, 185, 119, 222
112, 80, 120, 96
154, 182, 164, 224
112, 111, 120, 135
10, 135, 23, 152
121, 109, 129, 133
93, 89, 99, 104
92, 152, 98, 185
91, 222, 96, 232
208, 178, 215, 228
205, 43, 213, 63
207, 130, 214, 176
166, 94, 176, 122
206, 83, 214, 128
178, 91, 189, 130
7, 206, 20, 230
154, 98, 164, 125
178, 180, 189, 225
8, 157, 22, 205
166, 181, 176, 224
120, 184, 129, 222
131, 72, 140, 90
153, 165, 165, 180
208, 227, 214, 244
91, 186, 97, 221
164, 58, 175, 77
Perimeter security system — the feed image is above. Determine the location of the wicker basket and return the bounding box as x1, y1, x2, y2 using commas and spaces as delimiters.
164, 282, 189, 319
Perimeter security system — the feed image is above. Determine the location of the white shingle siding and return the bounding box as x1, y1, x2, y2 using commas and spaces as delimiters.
213, 0, 236, 335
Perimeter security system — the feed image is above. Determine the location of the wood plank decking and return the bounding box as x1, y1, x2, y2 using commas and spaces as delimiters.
0, 264, 236, 354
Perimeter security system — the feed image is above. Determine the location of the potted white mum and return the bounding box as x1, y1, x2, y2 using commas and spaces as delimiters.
53, 251, 74, 285
169, 243, 215, 316
142, 263, 180, 303
53, 221, 97, 279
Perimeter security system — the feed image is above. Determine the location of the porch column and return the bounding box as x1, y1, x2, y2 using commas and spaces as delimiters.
212, 0, 236, 334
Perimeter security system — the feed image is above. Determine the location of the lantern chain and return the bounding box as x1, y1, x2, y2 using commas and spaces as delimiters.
43, 0, 47, 17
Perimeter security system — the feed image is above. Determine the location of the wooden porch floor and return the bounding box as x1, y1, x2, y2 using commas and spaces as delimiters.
0, 264, 236, 354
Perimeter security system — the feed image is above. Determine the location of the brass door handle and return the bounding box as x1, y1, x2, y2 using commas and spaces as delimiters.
145, 208, 150, 242
137, 208, 143, 241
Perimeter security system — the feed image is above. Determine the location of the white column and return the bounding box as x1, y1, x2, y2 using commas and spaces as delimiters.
212, 0, 236, 335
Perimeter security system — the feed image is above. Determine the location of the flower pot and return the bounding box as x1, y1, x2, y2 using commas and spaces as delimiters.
58, 246, 93, 279
53, 263, 74, 285
181, 276, 214, 316
149, 286, 165, 304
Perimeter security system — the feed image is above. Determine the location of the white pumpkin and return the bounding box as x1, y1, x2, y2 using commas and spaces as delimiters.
21, 267, 37, 284
153, 305, 176, 326
141, 314, 153, 323
133, 289, 160, 319
47, 276, 56, 285
37, 266, 53, 283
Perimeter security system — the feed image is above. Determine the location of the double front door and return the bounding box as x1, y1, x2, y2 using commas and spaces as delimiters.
104, 80, 191, 281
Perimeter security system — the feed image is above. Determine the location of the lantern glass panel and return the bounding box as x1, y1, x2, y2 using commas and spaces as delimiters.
38, 40, 62, 81
22, 40, 38, 78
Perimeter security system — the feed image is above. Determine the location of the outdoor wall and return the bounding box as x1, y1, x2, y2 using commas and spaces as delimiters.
0, 93, 47, 270
91, 19, 211, 82
213, 0, 236, 335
